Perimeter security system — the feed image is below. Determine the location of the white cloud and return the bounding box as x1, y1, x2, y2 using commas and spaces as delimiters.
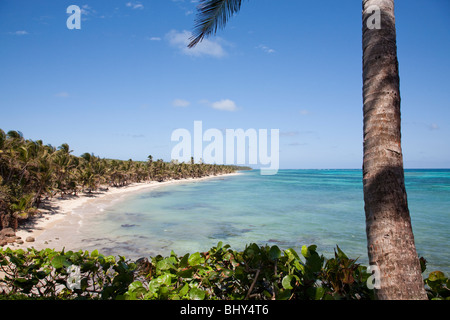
126, 2, 144, 10
147, 36, 161, 41
10, 30, 28, 35
173, 99, 190, 107
166, 30, 227, 58
257, 44, 276, 54
81, 4, 95, 15
78, 5, 97, 21
210, 99, 237, 112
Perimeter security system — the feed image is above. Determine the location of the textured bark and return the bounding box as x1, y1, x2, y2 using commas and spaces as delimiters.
362, 0, 427, 299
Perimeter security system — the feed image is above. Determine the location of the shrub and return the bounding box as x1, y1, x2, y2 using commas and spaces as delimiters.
0, 247, 134, 299
1, 243, 446, 300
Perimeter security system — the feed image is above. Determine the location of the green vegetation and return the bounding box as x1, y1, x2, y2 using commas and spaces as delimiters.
1, 243, 447, 300
0, 129, 249, 231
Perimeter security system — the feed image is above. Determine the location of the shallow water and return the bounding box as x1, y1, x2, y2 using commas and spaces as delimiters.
69, 169, 449, 274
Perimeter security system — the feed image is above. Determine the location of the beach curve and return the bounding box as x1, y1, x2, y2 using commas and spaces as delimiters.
4, 172, 242, 253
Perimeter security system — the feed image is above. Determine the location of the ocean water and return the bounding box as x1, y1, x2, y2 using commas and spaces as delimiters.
74, 169, 449, 274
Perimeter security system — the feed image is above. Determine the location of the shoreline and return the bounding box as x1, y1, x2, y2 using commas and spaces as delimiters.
3, 172, 243, 253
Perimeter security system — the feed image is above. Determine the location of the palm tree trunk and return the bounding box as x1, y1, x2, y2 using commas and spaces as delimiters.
362, 0, 427, 299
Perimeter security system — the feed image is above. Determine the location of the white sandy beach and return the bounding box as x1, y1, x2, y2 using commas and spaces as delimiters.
4, 172, 242, 253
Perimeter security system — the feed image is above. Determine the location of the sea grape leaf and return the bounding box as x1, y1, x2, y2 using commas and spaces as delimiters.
188, 252, 204, 266
269, 245, 281, 261
179, 283, 189, 296
282, 275, 294, 289
189, 287, 206, 300
51, 255, 69, 269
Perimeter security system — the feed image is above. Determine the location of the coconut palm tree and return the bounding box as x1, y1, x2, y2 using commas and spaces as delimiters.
53, 144, 75, 196
361, 0, 427, 300
188, 0, 427, 299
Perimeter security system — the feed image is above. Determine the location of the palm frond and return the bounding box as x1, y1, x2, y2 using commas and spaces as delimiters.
188, 0, 243, 48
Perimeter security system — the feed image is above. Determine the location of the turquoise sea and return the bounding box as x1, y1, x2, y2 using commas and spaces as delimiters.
76, 169, 450, 274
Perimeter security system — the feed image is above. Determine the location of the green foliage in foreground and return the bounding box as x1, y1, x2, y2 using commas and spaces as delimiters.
0, 243, 448, 300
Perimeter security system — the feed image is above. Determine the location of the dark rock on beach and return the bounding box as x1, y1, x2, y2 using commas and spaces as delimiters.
0, 227, 15, 237
0, 228, 17, 246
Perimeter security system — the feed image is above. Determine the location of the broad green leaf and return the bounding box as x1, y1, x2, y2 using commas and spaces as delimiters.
245, 243, 260, 257
105, 255, 116, 264
179, 283, 190, 296
157, 258, 174, 270
128, 281, 143, 292
177, 268, 195, 279
234, 266, 245, 280
51, 255, 69, 269
223, 252, 232, 261
306, 252, 323, 274
8, 254, 24, 266
285, 248, 300, 261
316, 287, 326, 300
277, 289, 291, 300
282, 275, 294, 289
188, 252, 204, 266
336, 245, 348, 260
159, 286, 170, 299
269, 245, 281, 261
180, 253, 190, 268
301, 245, 309, 258
156, 274, 172, 286
189, 287, 206, 300
428, 271, 445, 282
307, 286, 326, 300
302, 245, 318, 257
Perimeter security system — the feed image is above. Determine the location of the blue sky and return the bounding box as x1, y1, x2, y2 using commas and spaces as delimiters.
0, 0, 449, 169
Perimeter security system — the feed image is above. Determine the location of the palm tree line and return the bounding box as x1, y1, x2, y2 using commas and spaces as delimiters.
0, 129, 247, 230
